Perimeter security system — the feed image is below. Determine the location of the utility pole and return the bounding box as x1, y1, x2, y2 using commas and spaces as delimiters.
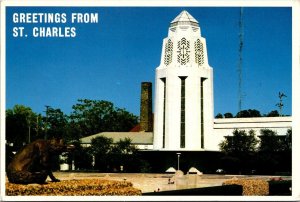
36, 115, 39, 138
44, 105, 50, 140
27, 115, 31, 143
238, 7, 244, 112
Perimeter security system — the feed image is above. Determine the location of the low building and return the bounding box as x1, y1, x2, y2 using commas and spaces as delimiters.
80, 116, 291, 152
80, 132, 153, 150
209, 116, 292, 151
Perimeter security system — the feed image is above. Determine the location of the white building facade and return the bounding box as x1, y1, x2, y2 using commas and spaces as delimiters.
153, 11, 214, 151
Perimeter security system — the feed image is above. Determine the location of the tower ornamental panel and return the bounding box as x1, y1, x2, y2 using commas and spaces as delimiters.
164, 39, 173, 66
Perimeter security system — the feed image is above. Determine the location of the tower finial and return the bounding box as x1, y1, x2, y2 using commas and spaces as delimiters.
170, 10, 199, 27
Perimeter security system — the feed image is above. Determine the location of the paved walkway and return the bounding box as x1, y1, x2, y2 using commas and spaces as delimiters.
51, 172, 291, 193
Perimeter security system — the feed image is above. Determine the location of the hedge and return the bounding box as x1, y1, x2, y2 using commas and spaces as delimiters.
6, 179, 142, 196
143, 185, 242, 196
223, 179, 269, 196
268, 180, 291, 195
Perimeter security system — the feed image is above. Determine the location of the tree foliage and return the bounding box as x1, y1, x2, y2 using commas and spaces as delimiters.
219, 128, 292, 174
259, 129, 280, 152
257, 128, 292, 174
224, 112, 233, 118
110, 138, 139, 172
215, 109, 285, 118
266, 110, 280, 117
68, 140, 93, 170
6, 105, 38, 148
219, 129, 259, 174
45, 107, 68, 140
259, 128, 292, 152
90, 136, 113, 171
283, 128, 292, 151
215, 113, 223, 118
6, 100, 138, 151
219, 129, 259, 154
69, 99, 138, 137
235, 109, 261, 118
89, 136, 139, 172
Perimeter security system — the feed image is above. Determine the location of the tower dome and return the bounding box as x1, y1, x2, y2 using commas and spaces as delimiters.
170, 10, 199, 27
168, 10, 201, 37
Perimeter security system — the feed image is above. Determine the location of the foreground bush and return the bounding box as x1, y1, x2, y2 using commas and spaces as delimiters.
268, 180, 291, 195
143, 185, 242, 196
223, 179, 269, 196
6, 179, 141, 196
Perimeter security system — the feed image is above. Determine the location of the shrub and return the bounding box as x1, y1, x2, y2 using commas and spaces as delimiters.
6, 179, 142, 196
223, 178, 269, 196
268, 180, 291, 195
143, 185, 242, 196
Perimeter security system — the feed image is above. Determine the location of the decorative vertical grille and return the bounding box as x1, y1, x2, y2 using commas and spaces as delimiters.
195, 39, 204, 66
164, 39, 173, 66
177, 38, 190, 65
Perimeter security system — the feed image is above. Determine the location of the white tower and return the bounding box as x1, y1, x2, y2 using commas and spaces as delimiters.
153, 11, 214, 151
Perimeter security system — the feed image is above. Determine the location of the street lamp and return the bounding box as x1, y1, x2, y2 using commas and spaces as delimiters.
176, 153, 181, 171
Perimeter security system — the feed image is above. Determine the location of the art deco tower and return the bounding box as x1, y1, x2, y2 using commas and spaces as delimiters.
153, 11, 214, 150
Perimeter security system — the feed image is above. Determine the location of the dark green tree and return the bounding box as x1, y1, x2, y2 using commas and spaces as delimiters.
89, 136, 113, 172
219, 129, 258, 154
266, 110, 280, 117
257, 128, 291, 174
235, 109, 261, 118
108, 108, 139, 132
282, 128, 292, 151
69, 99, 138, 137
224, 112, 233, 118
215, 113, 223, 118
259, 129, 281, 152
219, 129, 259, 174
44, 107, 68, 140
6, 105, 38, 149
68, 140, 93, 170
110, 138, 139, 172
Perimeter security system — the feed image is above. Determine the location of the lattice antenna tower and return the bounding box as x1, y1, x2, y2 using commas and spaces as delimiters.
238, 7, 244, 112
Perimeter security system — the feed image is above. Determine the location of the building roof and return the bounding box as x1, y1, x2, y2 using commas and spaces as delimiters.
170, 10, 199, 27
129, 124, 141, 132
80, 132, 153, 145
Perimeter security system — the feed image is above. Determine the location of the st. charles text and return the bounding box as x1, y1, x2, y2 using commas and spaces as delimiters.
12, 26, 76, 38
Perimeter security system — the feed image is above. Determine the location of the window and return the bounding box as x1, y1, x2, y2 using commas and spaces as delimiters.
161, 78, 166, 148
180, 77, 187, 148
200, 77, 206, 149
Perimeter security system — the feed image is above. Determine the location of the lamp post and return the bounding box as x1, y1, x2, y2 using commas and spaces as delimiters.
176, 152, 181, 171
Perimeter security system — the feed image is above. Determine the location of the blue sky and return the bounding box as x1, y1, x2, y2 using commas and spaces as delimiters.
6, 7, 292, 117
